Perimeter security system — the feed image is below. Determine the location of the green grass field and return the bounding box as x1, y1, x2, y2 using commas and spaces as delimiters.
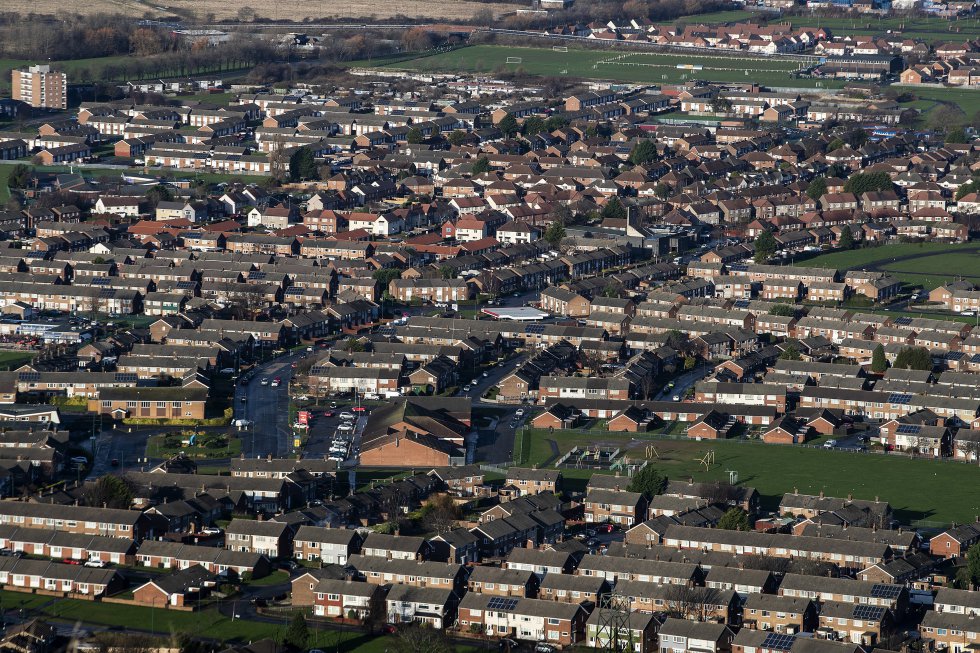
900, 86, 980, 122
798, 243, 980, 290
378, 45, 843, 87
0, 350, 35, 371
521, 428, 980, 526
784, 13, 980, 42
29, 164, 268, 186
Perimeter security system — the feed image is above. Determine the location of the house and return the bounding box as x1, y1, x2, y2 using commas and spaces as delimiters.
586, 610, 660, 653
583, 489, 648, 527
930, 523, 980, 559
467, 565, 539, 598
360, 533, 430, 561
658, 618, 734, 653
742, 594, 817, 634
292, 526, 362, 564
385, 584, 457, 629
504, 468, 563, 497
457, 593, 588, 646
224, 519, 292, 559
312, 578, 385, 620
132, 564, 213, 607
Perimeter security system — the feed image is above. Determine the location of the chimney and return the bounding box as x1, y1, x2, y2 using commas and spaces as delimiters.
819, 490, 824, 498
847, 493, 852, 501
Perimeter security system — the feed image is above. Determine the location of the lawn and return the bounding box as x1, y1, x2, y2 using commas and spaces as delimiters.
797, 243, 980, 289
378, 45, 843, 88
899, 86, 980, 122
245, 570, 289, 587
521, 427, 980, 527
29, 164, 268, 186
783, 13, 980, 42
146, 432, 242, 460
0, 350, 35, 371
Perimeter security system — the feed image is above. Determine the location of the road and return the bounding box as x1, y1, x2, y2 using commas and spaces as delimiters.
235, 349, 311, 458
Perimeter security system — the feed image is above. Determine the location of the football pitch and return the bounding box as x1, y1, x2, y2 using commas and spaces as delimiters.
379, 44, 842, 87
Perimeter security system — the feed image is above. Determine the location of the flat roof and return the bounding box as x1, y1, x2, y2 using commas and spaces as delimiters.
480, 307, 550, 322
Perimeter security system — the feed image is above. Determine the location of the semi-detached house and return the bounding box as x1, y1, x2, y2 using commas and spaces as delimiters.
458, 592, 587, 646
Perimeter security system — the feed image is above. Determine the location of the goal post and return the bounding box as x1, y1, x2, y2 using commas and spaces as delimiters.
506, 56, 523, 64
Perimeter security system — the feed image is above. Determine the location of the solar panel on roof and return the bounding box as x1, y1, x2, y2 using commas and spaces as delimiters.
375, 327, 396, 337
90, 277, 111, 286
853, 605, 886, 620
114, 373, 138, 382
249, 271, 267, 280
893, 317, 912, 326
895, 424, 921, 435
17, 372, 40, 382
733, 300, 750, 309
98, 288, 116, 299
870, 583, 901, 600
761, 633, 795, 651
486, 597, 518, 611
525, 324, 545, 334
887, 393, 912, 405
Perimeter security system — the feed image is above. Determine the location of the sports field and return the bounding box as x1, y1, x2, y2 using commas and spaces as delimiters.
518, 427, 980, 527
798, 242, 980, 291
380, 45, 843, 87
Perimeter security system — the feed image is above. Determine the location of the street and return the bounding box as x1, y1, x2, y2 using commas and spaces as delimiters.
235, 350, 310, 458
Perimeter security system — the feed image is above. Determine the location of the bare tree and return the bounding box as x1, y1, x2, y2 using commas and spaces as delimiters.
959, 439, 980, 465
663, 584, 722, 622
268, 134, 289, 183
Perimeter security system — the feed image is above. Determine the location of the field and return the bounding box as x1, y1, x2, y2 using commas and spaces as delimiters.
4, 0, 520, 20
380, 44, 843, 87
518, 427, 980, 527
797, 242, 980, 291
0, 351, 35, 370
898, 86, 980, 122
783, 13, 980, 42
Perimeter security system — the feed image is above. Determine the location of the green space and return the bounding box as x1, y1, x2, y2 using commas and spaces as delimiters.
677, 9, 757, 23
146, 431, 242, 460
27, 164, 267, 186
797, 243, 980, 289
376, 44, 843, 87
899, 86, 980, 123
0, 350, 35, 370
245, 570, 290, 587
783, 14, 980, 41
519, 427, 980, 525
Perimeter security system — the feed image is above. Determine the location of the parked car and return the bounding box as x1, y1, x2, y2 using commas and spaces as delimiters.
260, 378, 269, 386
83, 559, 107, 568
339, 412, 355, 420
824, 439, 837, 448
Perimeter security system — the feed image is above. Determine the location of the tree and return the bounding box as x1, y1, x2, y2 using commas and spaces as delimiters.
543, 222, 566, 248
754, 230, 777, 263
521, 116, 547, 137
779, 344, 801, 361
549, 203, 572, 226
928, 104, 966, 132
391, 623, 455, 653
956, 179, 980, 201
6, 164, 31, 190
718, 507, 751, 531
497, 113, 519, 137
373, 268, 402, 291
827, 137, 845, 152
769, 304, 796, 317
662, 584, 722, 622
284, 613, 308, 650
871, 344, 888, 374
144, 184, 174, 205
419, 494, 462, 533
236, 5, 257, 20
438, 265, 455, 280
843, 171, 892, 194
627, 465, 666, 498
84, 475, 134, 509
947, 127, 968, 144
838, 224, 854, 250
664, 330, 689, 354
683, 356, 696, 370
654, 183, 672, 200
710, 96, 733, 114
967, 543, 980, 589
406, 127, 423, 144
289, 147, 317, 182
806, 176, 827, 201
343, 337, 365, 354
471, 157, 491, 175
628, 140, 657, 166
600, 197, 627, 220
447, 130, 468, 146
893, 346, 932, 371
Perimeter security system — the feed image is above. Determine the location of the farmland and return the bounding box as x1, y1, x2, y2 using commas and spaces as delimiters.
4, 0, 520, 20
379, 44, 843, 87
798, 242, 980, 290
517, 427, 980, 527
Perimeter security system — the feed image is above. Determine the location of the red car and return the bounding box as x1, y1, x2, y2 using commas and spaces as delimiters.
62, 558, 81, 565
353, 406, 367, 412
323, 411, 335, 418
381, 625, 397, 635
598, 524, 616, 534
